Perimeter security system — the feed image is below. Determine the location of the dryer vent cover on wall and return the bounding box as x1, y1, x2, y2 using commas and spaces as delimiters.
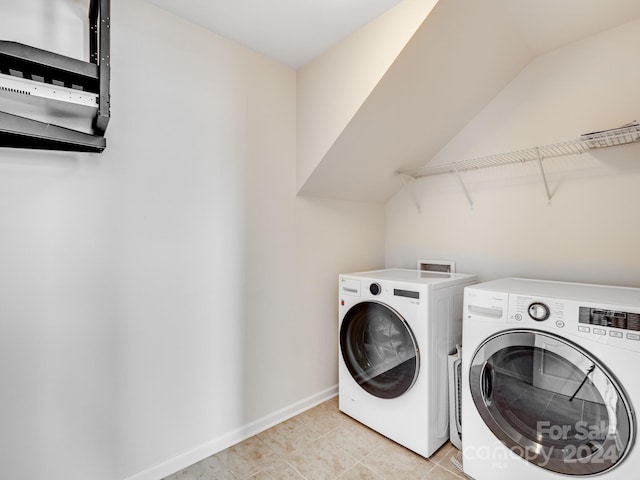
417, 259, 456, 273
0, 0, 110, 153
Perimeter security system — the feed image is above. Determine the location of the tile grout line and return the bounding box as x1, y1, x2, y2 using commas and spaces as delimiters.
339, 460, 386, 480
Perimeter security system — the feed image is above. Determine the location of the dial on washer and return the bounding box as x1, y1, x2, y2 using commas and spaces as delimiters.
528, 302, 550, 321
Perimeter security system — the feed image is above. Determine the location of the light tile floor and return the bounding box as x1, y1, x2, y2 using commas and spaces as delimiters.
163, 396, 467, 480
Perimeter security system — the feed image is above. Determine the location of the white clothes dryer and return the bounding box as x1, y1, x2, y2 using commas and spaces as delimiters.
462, 278, 640, 480
338, 268, 477, 458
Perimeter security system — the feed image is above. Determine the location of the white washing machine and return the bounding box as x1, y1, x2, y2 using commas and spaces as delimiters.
338, 268, 477, 458
462, 278, 640, 480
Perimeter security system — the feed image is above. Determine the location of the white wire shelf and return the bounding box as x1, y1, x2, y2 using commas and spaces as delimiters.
396, 123, 640, 209
397, 123, 640, 179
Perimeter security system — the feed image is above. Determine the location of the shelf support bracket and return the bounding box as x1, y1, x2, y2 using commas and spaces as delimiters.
90, 0, 111, 135
454, 167, 474, 209
535, 147, 552, 205
399, 174, 421, 214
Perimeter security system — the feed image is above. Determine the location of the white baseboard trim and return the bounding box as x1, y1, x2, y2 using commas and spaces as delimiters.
123, 384, 338, 480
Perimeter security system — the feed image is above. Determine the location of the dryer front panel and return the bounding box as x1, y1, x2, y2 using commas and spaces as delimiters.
340, 301, 419, 399
469, 329, 634, 476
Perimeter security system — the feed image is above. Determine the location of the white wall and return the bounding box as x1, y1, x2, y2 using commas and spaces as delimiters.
0, 0, 86, 58
386, 19, 640, 287
0, 1, 385, 479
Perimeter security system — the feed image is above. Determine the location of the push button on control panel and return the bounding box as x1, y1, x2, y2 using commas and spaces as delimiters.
578, 326, 590, 333
593, 328, 606, 336
609, 331, 623, 338
555, 320, 565, 328
627, 333, 640, 341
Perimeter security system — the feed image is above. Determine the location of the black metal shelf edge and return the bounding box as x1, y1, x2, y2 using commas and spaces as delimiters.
0, 111, 105, 153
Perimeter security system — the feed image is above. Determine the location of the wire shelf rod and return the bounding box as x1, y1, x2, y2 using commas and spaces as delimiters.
397, 123, 640, 180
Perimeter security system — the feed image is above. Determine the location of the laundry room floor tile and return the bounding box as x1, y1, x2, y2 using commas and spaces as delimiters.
322, 415, 390, 459
244, 457, 305, 479
295, 396, 345, 435
161, 397, 468, 480
285, 436, 359, 479
166, 453, 235, 479
360, 438, 434, 479
257, 417, 321, 457
424, 464, 465, 480
337, 463, 385, 479
216, 436, 281, 479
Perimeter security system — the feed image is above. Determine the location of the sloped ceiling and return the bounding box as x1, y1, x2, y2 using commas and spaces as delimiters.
295, 0, 438, 195
297, 0, 640, 203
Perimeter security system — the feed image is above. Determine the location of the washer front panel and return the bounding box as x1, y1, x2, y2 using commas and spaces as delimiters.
470, 329, 634, 476
340, 301, 419, 399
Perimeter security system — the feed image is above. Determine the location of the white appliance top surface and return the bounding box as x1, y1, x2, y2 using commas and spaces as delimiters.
344, 268, 476, 285
468, 277, 640, 307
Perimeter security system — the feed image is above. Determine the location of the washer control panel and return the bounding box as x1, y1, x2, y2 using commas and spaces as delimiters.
465, 278, 640, 353
508, 293, 640, 351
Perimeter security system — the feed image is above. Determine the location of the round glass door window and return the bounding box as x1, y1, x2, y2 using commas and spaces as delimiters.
340, 301, 419, 399
470, 329, 634, 476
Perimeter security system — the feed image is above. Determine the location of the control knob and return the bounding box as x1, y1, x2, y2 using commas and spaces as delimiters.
528, 302, 550, 321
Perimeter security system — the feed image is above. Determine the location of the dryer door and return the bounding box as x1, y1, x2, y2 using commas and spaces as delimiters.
340, 301, 419, 399
469, 329, 634, 476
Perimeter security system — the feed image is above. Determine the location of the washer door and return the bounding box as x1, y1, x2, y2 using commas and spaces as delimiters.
340, 301, 419, 399
470, 329, 634, 476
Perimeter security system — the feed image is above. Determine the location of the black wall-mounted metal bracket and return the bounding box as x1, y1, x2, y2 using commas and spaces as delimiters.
0, 0, 110, 153
89, 0, 110, 137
